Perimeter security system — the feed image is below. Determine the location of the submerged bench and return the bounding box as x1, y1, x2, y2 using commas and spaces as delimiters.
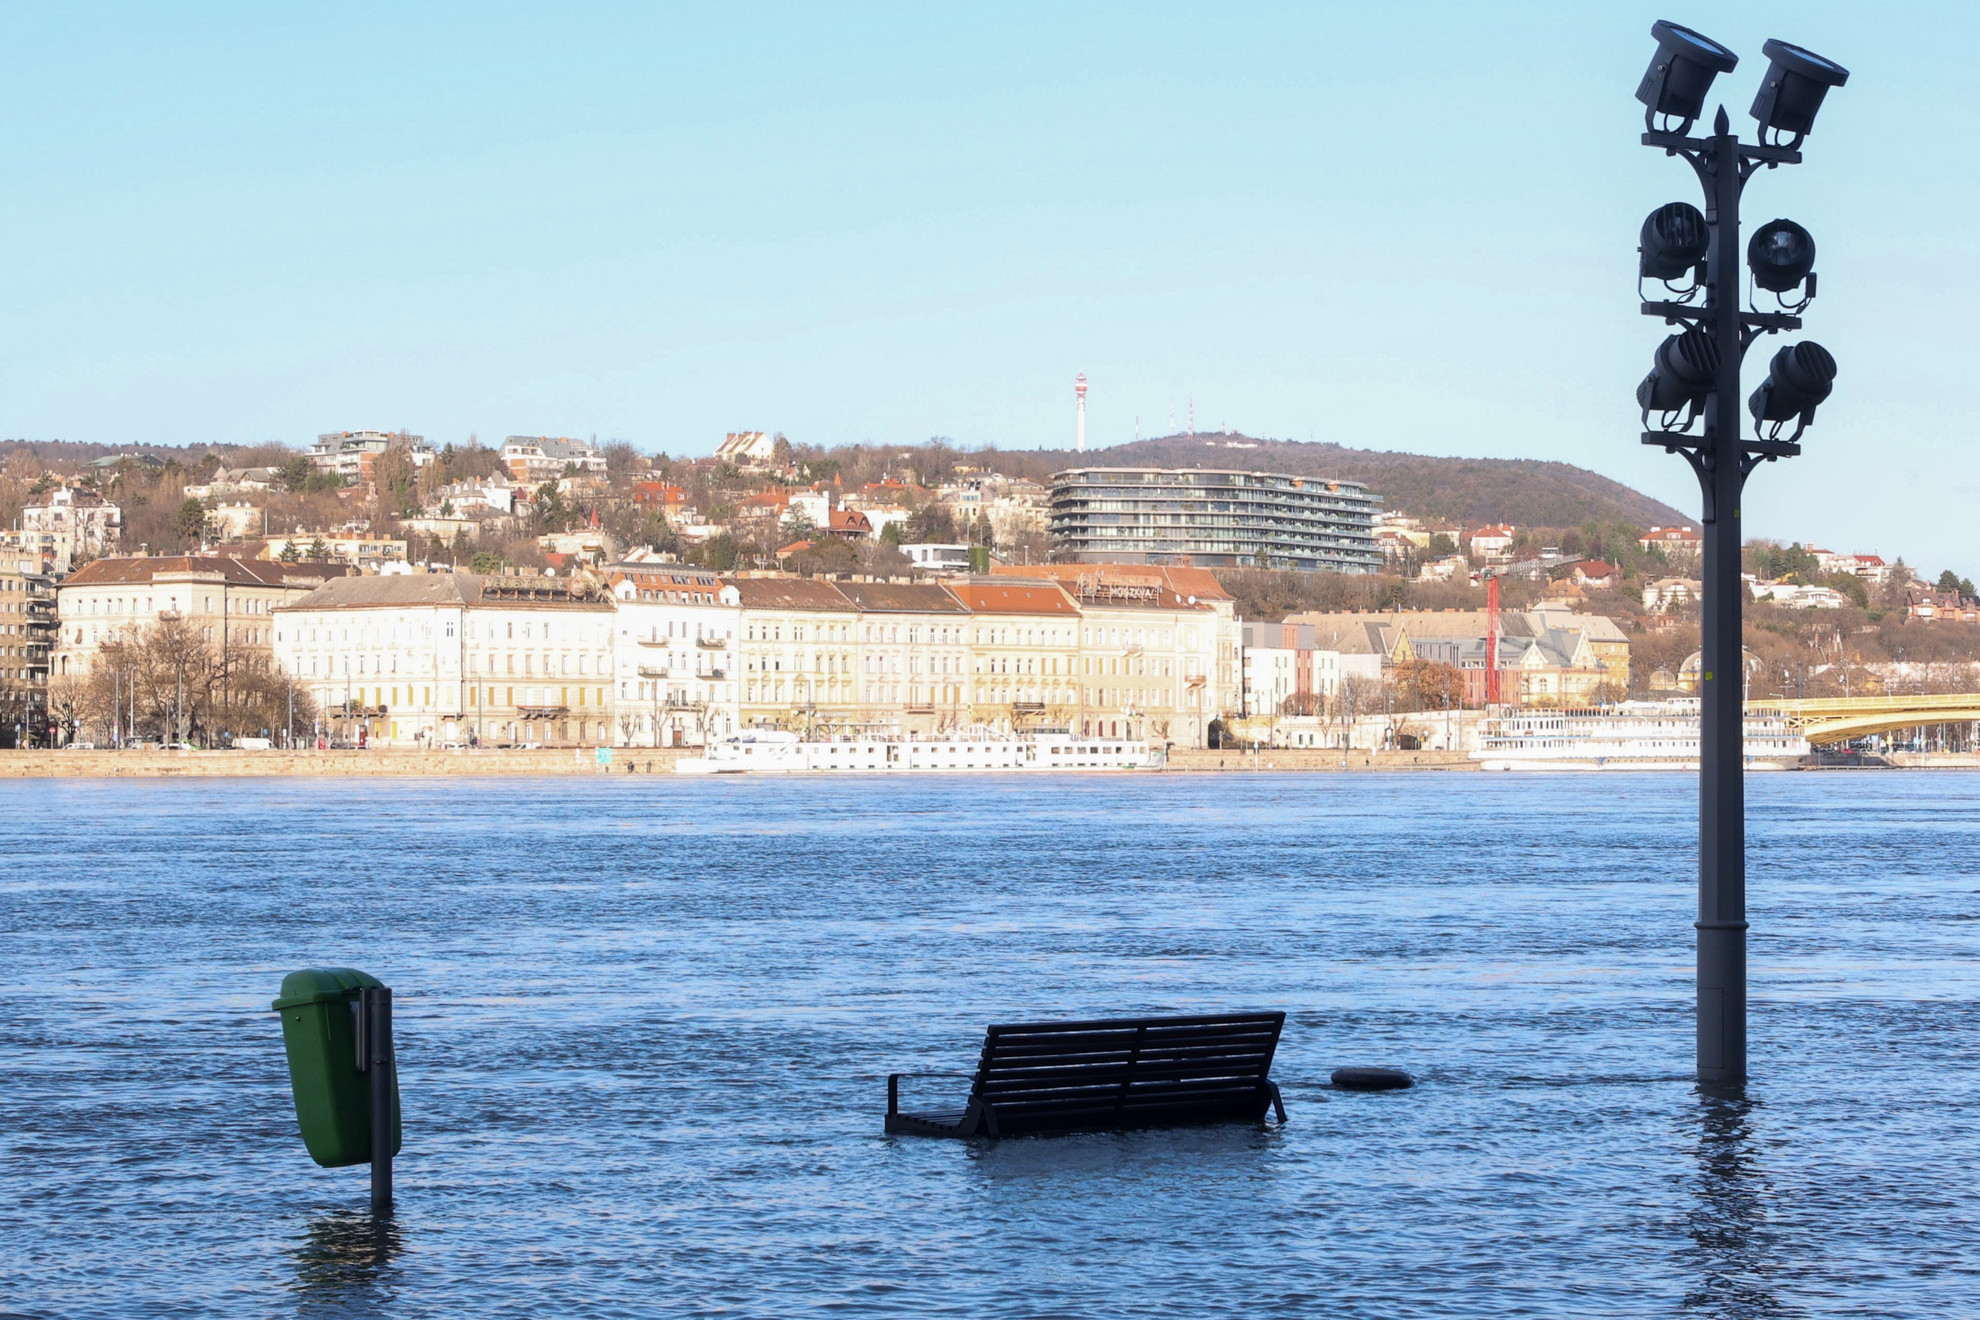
886, 1011, 1288, 1138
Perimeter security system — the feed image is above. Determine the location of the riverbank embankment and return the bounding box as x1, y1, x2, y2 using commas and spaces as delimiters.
2, 747, 1478, 778
0, 748, 685, 778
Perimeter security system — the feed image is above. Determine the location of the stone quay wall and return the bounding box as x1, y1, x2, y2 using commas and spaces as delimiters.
2, 746, 1475, 778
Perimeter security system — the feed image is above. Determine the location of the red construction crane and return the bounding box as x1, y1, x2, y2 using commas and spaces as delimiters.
1485, 574, 1501, 706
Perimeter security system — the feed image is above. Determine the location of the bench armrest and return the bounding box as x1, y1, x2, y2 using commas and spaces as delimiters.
886, 1071, 979, 1115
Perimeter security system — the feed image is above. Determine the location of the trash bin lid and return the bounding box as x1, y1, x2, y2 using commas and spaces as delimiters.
272, 966, 385, 1011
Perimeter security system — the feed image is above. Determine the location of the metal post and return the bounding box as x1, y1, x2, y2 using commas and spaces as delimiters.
361, 986, 395, 1214
1696, 123, 1748, 1087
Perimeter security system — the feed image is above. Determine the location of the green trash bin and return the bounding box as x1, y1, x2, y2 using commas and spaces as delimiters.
272, 967, 402, 1168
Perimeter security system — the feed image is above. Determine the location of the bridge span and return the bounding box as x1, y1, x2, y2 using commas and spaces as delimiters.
1747, 694, 1980, 745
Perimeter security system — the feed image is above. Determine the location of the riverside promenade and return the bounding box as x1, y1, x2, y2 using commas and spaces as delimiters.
0, 746, 1480, 778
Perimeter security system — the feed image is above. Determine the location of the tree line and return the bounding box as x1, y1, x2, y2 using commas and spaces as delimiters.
46, 617, 316, 746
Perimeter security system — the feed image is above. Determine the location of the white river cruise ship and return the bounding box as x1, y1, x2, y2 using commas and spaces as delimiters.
676, 729, 1166, 775
1473, 700, 1810, 771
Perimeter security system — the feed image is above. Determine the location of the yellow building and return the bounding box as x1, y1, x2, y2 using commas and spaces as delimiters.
836, 580, 972, 734
997, 565, 1239, 747
730, 577, 860, 731
947, 578, 1083, 731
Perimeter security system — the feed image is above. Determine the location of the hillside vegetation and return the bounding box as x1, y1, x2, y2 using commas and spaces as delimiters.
4, 429, 1686, 530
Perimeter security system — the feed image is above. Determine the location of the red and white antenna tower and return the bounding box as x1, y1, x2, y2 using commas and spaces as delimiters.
1075, 372, 1088, 453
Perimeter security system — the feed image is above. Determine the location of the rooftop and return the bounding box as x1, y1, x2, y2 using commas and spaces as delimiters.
831, 581, 968, 614
61, 556, 352, 589
725, 577, 855, 612
944, 579, 1078, 616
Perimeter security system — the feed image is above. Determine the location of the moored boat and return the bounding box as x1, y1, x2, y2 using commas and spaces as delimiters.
675, 728, 1165, 774
1472, 699, 1810, 771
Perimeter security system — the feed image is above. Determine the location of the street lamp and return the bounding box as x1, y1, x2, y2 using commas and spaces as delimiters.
1634, 21, 1848, 1087
1746, 219, 1817, 296
1635, 20, 1740, 130
1639, 201, 1710, 285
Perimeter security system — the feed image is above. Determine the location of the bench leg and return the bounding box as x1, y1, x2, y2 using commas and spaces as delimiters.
1267, 1081, 1287, 1126
959, 1098, 999, 1139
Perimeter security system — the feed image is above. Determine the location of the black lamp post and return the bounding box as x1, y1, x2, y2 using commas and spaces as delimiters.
1633, 20, 1847, 1086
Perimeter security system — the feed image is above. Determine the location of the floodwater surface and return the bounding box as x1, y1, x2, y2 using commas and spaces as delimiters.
3, 772, 1977, 1318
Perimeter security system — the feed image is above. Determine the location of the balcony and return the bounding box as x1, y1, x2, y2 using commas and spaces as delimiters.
695, 637, 727, 650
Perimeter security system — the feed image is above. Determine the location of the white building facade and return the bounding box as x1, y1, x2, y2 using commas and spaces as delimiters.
608, 564, 741, 747
21, 486, 123, 571
273, 573, 615, 747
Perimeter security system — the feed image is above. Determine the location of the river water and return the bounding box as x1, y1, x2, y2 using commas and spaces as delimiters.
3, 772, 1976, 1318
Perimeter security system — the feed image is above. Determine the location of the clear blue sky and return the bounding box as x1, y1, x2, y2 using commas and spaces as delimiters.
1, 3, 1972, 575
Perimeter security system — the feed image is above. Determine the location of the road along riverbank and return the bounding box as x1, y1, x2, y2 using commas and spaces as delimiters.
1, 747, 1479, 778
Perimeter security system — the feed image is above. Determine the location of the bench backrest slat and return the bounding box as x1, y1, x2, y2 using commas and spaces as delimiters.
966, 1012, 1284, 1132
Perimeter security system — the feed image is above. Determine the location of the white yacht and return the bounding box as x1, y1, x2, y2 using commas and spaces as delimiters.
1473, 700, 1809, 771
675, 729, 1166, 775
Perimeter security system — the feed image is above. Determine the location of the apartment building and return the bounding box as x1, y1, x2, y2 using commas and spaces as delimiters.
502, 436, 607, 486
1067, 578, 1225, 745
308, 431, 434, 485
1241, 622, 1320, 716
1049, 467, 1381, 572
608, 564, 741, 747
947, 577, 1083, 731
730, 577, 861, 731
21, 486, 122, 572
54, 556, 353, 678
836, 580, 972, 733
261, 533, 409, 568
1, 561, 56, 745
1004, 564, 1239, 745
273, 572, 615, 747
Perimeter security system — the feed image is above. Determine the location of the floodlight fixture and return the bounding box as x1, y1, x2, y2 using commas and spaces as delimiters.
1747, 341, 1836, 435
1641, 202, 1710, 284
1747, 219, 1816, 294
1750, 39, 1849, 140
1637, 20, 1739, 129
1637, 327, 1720, 423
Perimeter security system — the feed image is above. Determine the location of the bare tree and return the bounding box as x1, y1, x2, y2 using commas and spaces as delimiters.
78, 618, 314, 745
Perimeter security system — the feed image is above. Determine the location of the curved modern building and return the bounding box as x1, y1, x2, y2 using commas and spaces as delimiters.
1050, 467, 1382, 573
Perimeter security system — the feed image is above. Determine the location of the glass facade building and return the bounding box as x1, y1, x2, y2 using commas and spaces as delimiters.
1049, 467, 1382, 573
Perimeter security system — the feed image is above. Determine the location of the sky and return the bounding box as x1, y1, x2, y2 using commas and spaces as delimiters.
1, 3, 1974, 575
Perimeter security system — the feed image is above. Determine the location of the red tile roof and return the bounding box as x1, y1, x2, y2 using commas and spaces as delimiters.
946, 580, 1078, 615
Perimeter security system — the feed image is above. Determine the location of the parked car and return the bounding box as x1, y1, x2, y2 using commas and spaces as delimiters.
163, 742, 196, 751
65, 741, 97, 750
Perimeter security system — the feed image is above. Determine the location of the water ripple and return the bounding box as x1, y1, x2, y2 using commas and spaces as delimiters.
2, 773, 1976, 1317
